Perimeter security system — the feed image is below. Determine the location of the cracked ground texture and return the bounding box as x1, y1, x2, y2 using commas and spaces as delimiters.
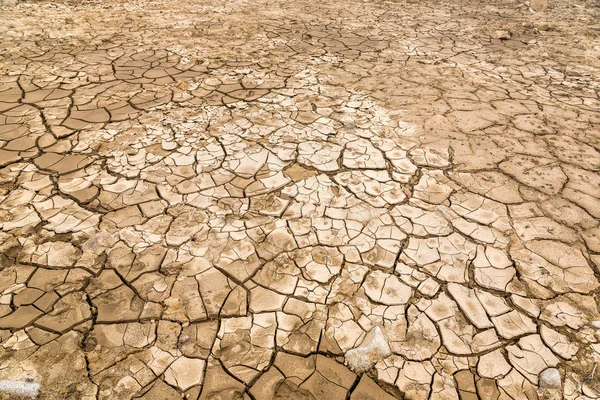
0, 0, 599, 398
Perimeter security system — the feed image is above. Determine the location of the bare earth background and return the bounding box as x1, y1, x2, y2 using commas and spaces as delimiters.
0, 0, 600, 398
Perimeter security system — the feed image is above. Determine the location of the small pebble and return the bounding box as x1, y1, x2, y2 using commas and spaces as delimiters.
539, 368, 561, 390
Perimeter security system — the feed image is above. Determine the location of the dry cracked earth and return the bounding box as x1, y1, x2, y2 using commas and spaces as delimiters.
0, 0, 599, 398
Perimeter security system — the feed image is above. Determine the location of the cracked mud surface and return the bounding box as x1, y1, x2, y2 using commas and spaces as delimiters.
1, 0, 600, 398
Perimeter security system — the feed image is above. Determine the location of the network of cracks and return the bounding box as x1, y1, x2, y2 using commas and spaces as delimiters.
0, 0, 600, 398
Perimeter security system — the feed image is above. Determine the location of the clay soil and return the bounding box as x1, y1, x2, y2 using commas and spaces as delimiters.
0, 0, 600, 398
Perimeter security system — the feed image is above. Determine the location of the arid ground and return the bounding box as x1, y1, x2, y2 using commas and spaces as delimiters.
0, 0, 599, 398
